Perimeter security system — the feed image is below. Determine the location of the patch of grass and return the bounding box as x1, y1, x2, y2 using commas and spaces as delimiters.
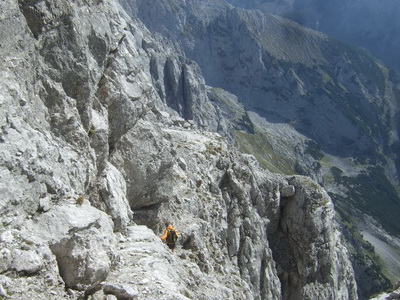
23, 239, 35, 246
234, 130, 295, 174
183, 289, 193, 299
88, 127, 96, 136
378, 244, 400, 284
204, 142, 223, 156
76, 195, 85, 206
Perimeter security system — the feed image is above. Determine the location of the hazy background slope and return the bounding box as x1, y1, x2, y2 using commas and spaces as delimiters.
225, 0, 400, 72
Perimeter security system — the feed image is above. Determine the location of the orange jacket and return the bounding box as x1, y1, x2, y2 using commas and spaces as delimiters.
161, 225, 179, 243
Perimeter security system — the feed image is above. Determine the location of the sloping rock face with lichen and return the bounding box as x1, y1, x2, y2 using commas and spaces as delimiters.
1, 0, 357, 299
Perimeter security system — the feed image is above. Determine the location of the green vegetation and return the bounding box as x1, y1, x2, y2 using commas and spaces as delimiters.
331, 166, 400, 237
304, 140, 324, 160
76, 195, 84, 206
378, 244, 400, 284
88, 127, 96, 136
333, 203, 392, 292
234, 130, 295, 174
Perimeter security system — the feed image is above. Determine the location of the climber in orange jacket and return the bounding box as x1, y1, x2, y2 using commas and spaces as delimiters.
161, 222, 179, 251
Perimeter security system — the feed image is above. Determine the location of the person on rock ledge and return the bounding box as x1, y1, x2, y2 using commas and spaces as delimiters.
160, 221, 179, 252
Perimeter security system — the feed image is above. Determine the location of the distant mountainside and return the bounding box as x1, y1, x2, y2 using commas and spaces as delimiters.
124, 0, 400, 160
225, 0, 400, 72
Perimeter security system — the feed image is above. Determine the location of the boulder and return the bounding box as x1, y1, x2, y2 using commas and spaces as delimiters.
31, 203, 117, 290
281, 185, 295, 197
103, 283, 138, 299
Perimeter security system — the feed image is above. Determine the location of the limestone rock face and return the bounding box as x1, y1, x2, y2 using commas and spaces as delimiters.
32, 203, 116, 290
270, 176, 357, 300
111, 122, 357, 299
0, 0, 358, 299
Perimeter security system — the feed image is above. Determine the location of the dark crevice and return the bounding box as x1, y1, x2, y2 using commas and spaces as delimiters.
18, 0, 46, 39
131, 203, 161, 230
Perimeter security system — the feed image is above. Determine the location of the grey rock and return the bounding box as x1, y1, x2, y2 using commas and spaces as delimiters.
226, 0, 400, 72
11, 249, 44, 275
0, 231, 14, 243
177, 157, 187, 171
39, 196, 52, 212
32, 203, 116, 290
127, 0, 400, 167
271, 176, 357, 300
0, 249, 12, 273
281, 185, 295, 197
103, 283, 138, 299
96, 162, 132, 232
0, 0, 361, 299
123, 2, 400, 298
0, 284, 7, 298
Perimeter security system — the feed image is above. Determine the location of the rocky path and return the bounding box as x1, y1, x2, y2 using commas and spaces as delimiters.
99, 225, 191, 300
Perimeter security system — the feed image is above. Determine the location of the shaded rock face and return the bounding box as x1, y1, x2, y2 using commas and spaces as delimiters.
0, 0, 357, 299
269, 176, 356, 300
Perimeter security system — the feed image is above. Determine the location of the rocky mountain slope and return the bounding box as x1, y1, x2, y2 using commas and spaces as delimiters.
0, 0, 361, 299
120, 0, 400, 297
225, 0, 400, 72
125, 0, 400, 164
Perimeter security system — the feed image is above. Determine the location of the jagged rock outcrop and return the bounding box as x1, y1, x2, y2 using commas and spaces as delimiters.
268, 176, 357, 300
1, 0, 358, 299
